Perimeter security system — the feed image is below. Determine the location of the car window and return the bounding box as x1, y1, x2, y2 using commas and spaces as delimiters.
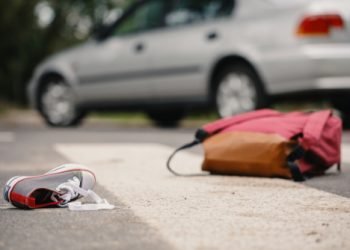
113, 0, 167, 36
166, 0, 234, 27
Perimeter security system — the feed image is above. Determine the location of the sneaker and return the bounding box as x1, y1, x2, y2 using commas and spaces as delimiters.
3, 163, 96, 209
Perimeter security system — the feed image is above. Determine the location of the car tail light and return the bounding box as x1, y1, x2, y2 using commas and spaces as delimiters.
296, 14, 345, 37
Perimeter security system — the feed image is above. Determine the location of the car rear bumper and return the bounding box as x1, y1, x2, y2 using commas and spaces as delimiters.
304, 44, 350, 90
314, 76, 350, 90
265, 44, 350, 95
302, 43, 350, 81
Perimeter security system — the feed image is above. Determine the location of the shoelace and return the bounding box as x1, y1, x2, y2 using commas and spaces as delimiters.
52, 176, 114, 210
52, 176, 81, 207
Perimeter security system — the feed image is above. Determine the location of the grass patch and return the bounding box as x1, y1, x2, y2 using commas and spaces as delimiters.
91, 111, 148, 121
90, 111, 218, 122
273, 100, 331, 112
89, 101, 332, 125
0, 100, 33, 119
0, 100, 11, 116
89, 112, 152, 126
89, 111, 217, 127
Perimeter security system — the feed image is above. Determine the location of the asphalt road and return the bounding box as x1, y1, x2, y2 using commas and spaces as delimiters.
0, 114, 349, 250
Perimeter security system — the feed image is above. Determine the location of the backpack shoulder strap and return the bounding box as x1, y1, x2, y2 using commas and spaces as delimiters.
302, 110, 332, 149
287, 145, 306, 182
202, 109, 281, 135
166, 129, 209, 176
166, 139, 203, 176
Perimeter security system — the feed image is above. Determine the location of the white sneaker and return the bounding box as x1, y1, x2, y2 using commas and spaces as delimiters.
3, 164, 95, 209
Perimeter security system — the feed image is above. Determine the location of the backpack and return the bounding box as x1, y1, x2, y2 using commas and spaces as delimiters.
167, 109, 342, 181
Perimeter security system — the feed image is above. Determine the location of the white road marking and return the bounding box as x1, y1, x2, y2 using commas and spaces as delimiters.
0, 132, 14, 142
55, 143, 350, 250
0, 205, 13, 209
341, 143, 350, 164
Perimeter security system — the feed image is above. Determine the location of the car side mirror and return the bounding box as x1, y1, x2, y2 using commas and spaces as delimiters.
92, 24, 110, 41
92, 9, 123, 41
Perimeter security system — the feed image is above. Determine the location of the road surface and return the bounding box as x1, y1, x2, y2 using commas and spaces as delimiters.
0, 113, 349, 250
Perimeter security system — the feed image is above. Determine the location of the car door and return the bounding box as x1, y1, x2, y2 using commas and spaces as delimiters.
146, 0, 235, 102
75, 0, 169, 104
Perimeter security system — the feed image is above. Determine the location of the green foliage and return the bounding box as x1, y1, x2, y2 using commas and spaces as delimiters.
0, 0, 133, 105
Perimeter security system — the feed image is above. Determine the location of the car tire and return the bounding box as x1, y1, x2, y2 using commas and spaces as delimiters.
38, 77, 86, 127
146, 109, 185, 128
331, 97, 350, 128
213, 64, 267, 118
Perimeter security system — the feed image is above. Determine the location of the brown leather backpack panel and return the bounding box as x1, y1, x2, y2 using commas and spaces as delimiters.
202, 132, 296, 178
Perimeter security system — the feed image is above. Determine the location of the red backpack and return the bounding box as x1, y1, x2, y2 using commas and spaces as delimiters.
167, 109, 342, 181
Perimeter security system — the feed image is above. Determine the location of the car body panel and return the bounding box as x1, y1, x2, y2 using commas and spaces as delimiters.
75, 34, 156, 103
27, 0, 350, 112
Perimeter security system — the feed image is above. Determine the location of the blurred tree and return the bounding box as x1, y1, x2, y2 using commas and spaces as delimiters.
0, 0, 133, 105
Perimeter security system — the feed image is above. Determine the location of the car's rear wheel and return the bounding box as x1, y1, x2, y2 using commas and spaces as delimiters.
331, 97, 350, 128
38, 77, 86, 127
213, 64, 267, 118
146, 108, 185, 128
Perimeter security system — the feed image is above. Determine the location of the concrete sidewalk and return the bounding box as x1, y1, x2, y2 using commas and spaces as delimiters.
55, 143, 350, 250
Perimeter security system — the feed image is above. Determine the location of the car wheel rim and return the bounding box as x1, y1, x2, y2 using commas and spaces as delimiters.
41, 82, 76, 125
216, 73, 257, 117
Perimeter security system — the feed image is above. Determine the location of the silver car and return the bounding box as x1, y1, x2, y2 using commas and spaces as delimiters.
28, 0, 350, 127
